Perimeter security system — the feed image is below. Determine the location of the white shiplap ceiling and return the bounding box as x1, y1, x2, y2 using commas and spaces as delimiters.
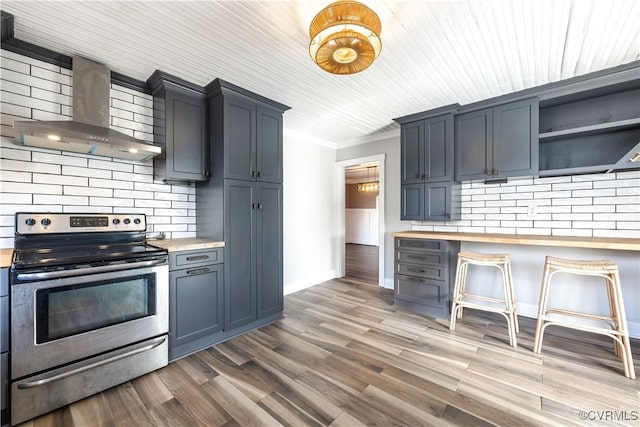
2, 0, 639, 149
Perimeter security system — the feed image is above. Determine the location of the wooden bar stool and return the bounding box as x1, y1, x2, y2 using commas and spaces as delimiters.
450, 251, 519, 347
533, 256, 635, 379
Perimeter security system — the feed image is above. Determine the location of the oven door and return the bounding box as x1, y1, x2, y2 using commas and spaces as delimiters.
11, 262, 168, 379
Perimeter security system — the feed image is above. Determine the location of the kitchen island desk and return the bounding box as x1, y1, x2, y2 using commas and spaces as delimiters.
392, 231, 640, 339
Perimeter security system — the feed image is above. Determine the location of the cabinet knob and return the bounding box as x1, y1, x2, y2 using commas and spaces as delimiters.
257, 203, 263, 210
485, 169, 491, 176
252, 203, 256, 210
251, 171, 256, 177
257, 171, 262, 177
493, 169, 499, 175
205, 170, 211, 177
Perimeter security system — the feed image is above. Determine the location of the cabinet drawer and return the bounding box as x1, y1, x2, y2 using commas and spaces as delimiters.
170, 248, 223, 269
395, 262, 445, 280
395, 275, 447, 309
396, 238, 445, 252
396, 250, 445, 266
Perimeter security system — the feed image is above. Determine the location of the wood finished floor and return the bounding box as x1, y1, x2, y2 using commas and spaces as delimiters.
19, 278, 639, 427
345, 243, 378, 284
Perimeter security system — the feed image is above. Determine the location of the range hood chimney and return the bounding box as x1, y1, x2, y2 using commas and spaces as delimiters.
13, 56, 161, 161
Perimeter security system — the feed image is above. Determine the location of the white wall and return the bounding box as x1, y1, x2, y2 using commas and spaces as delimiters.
336, 136, 404, 287
283, 136, 337, 295
0, 49, 196, 248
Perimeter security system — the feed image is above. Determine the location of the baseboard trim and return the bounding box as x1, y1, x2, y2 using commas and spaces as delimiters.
284, 270, 337, 295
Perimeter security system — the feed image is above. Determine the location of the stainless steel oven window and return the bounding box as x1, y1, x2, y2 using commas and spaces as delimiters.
35, 274, 157, 343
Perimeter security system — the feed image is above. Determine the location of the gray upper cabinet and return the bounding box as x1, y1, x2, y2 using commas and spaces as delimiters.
455, 98, 539, 181
257, 107, 284, 184
147, 71, 209, 183
209, 80, 284, 184
401, 114, 454, 184
396, 111, 459, 221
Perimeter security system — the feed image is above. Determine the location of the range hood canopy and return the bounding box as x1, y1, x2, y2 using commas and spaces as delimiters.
13, 56, 161, 162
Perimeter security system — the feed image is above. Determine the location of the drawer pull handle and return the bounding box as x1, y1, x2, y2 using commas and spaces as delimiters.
186, 255, 209, 261
408, 268, 425, 273
408, 255, 426, 261
187, 267, 210, 276
408, 243, 424, 247
407, 277, 424, 282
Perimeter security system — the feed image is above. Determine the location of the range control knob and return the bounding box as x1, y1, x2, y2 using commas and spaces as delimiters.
25, 218, 36, 226
123, 218, 131, 225
112, 218, 120, 225
133, 218, 141, 225
41, 218, 51, 226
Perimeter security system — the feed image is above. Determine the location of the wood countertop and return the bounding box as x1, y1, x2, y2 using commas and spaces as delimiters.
147, 238, 225, 253
393, 231, 640, 251
0, 248, 13, 268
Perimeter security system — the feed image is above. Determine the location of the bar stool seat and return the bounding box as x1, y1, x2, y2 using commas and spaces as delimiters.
450, 250, 519, 347
533, 256, 635, 379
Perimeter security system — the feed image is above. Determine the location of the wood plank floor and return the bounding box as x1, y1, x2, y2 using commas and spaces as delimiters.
345, 243, 378, 284
19, 278, 639, 426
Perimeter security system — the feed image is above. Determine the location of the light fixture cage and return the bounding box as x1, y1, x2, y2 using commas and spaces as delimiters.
309, 0, 382, 75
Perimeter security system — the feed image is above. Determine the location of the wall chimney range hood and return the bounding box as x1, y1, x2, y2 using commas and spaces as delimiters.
13, 56, 161, 161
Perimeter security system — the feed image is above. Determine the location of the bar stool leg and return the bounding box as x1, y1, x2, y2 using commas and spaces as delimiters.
450, 257, 465, 331
610, 270, 635, 380
498, 262, 517, 347
605, 274, 622, 357
533, 261, 552, 354
506, 260, 519, 334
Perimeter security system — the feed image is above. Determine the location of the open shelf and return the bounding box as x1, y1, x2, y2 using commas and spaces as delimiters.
539, 117, 640, 141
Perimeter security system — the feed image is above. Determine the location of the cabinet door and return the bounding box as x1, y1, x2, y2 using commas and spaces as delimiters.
425, 114, 454, 182
425, 182, 451, 221
166, 88, 208, 181
401, 183, 424, 221
224, 96, 257, 181
256, 183, 283, 318
224, 180, 257, 330
169, 264, 223, 355
401, 121, 424, 184
493, 98, 539, 178
455, 108, 492, 181
257, 107, 283, 183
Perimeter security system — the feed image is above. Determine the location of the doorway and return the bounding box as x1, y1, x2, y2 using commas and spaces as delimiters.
344, 164, 379, 283
335, 153, 386, 287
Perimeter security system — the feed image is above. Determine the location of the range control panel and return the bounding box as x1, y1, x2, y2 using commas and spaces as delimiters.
15, 213, 147, 234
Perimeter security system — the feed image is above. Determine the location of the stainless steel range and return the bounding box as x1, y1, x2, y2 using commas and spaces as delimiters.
9, 213, 169, 425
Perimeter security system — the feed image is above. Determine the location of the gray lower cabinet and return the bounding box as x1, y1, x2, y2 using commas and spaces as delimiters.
168, 248, 224, 361
224, 180, 283, 330
455, 98, 539, 181
1, 267, 8, 426
394, 238, 459, 319
401, 182, 457, 221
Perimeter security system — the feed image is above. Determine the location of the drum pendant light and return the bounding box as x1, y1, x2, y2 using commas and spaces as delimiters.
309, 0, 382, 75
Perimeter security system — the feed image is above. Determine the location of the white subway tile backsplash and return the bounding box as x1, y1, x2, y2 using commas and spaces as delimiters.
573, 221, 615, 229
61, 165, 111, 179
2, 182, 61, 194
1, 147, 31, 161
0, 102, 31, 118
1, 80, 31, 96
88, 159, 134, 173
32, 152, 87, 167
552, 182, 592, 191
0, 203, 63, 215
516, 228, 551, 235
0, 57, 31, 74
572, 204, 615, 213
135, 182, 172, 193
2, 90, 61, 113
552, 213, 592, 221
552, 228, 593, 237
31, 110, 70, 121
572, 188, 616, 197
89, 178, 133, 190
33, 173, 88, 186
617, 205, 640, 213
135, 199, 171, 208
155, 208, 188, 217
114, 207, 154, 215
170, 185, 195, 195
89, 197, 134, 207
485, 227, 516, 234
63, 205, 113, 213
616, 170, 640, 179
617, 222, 640, 230
594, 229, 640, 238
30, 66, 72, 85
134, 164, 153, 175
112, 171, 153, 183
31, 87, 71, 106
109, 107, 134, 121
1, 68, 62, 93
64, 185, 112, 197
594, 213, 639, 221
617, 187, 640, 196
1, 193, 32, 204
594, 196, 638, 205
114, 189, 154, 200
0, 170, 30, 182
34, 194, 88, 205
110, 89, 134, 103
552, 197, 592, 206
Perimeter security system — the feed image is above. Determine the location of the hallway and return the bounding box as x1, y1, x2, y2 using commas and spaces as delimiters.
345, 243, 379, 284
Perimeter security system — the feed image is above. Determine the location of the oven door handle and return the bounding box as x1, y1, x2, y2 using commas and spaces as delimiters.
16, 336, 166, 390
16, 258, 167, 281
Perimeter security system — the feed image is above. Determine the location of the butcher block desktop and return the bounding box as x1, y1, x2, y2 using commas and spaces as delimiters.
393, 231, 640, 251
